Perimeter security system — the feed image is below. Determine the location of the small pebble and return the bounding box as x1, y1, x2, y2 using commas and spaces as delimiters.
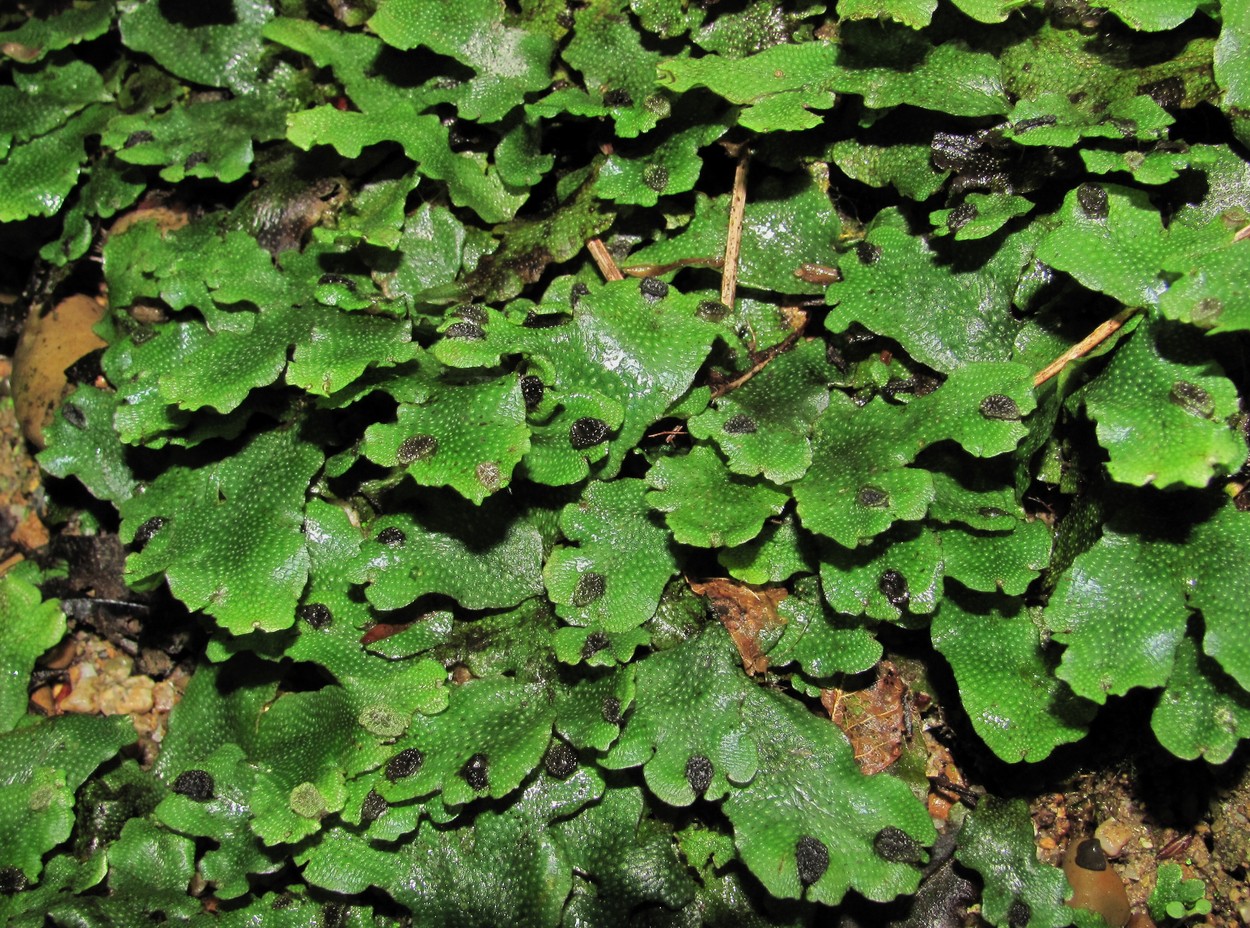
1094, 820, 1133, 857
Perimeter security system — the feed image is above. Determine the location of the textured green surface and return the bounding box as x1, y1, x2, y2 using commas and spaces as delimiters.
374, 676, 554, 808
933, 596, 1093, 762
7, 0, 1250, 923
119, 429, 323, 634
793, 363, 1034, 547
724, 674, 936, 905
544, 479, 676, 633
689, 338, 831, 484
0, 567, 65, 733
1080, 318, 1242, 488
370, 0, 554, 123
0, 715, 133, 880
1152, 634, 1250, 763
365, 376, 530, 504
37, 386, 137, 505
352, 496, 545, 612
1045, 527, 1187, 703
827, 211, 1027, 372
955, 797, 1073, 928
646, 445, 789, 547
604, 626, 760, 806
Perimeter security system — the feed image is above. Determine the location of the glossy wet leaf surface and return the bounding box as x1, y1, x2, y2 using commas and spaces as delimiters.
7, 0, 1250, 923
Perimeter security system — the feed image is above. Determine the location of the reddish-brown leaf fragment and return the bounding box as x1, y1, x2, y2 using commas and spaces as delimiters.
689, 578, 787, 675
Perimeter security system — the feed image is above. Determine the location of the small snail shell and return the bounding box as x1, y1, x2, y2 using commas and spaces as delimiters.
1063, 837, 1131, 928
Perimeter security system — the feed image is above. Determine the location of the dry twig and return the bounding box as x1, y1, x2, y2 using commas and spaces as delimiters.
587, 237, 624, 281
720, 148, 750, 309
1033, 307, 1138, 387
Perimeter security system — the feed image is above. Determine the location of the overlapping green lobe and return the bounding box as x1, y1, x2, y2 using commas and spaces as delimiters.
0, 715, 134, 880
370, 0, 554, 123
827, 211, 1029, 372
933, 596, 1094, 763
955, 797, 1074, 927
0, 566, 65, 733
351, 495, 544, 612
793, 362, 1034, 547
1080, 318, 1242, 488
119, 428, 322, 634
544, 479, 676, 632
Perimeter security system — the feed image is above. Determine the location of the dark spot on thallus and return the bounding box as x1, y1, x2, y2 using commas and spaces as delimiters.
879, 569, 909, 608
979, 394, 1021, 421
826, 342, 848, 372
570, 282, 590, 308
1074, 838, 1108, 871
172, 769, 215, 802
521, 375, 545, 411
544, 741, 578, 779
698, 299, 729, 321
298, 603, 332, 630
856, 241, 881, 265
1192, 297, 1223, 329
0, 867, 28, 895
570, 417, 610, 450
385, 747, 424, 782
643, 164, 669, 192
1076, 182, 1108, 220
1007, 898, 1031, 928
640, 276, 668, 301
795, 836, 829, 886
1012, 115, 1057, 133
857, 486, 889, 508
360, 789, 388, 824
124, 130, 153, 149
476, 461, 501, 490
946, 202, 978, 233
523, 310, 565, 328
318, 273, 356, 291
572, 571, 607, 607
581, 630, 609, 658
1169, 380, 1214, 419
602, 696, 622, 724
874, 826, 923, 864
377, 526, 406, 546
183, 151, 208, 170
134, 516, 167, 548
455, 304, 487, 324
461, 753, 489, 791
1139, 76, 1184, 108
685, 755, 713, 794
603, 88, 633, 107
723, 413, 757, 435
62, 403, 87, 429
444, 321, 485, 340
397, 434, 439, 465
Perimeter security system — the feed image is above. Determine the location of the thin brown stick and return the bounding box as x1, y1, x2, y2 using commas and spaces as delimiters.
587, 238, 623, 281
1033, 307, 1138, 387
619, 256, 723, 277
720, 148, 750, 309
1235, 223, 1250, 242
710, 323, 805, 399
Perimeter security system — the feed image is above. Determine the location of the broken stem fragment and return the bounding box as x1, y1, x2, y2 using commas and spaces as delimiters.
1033, 307, 1138, 387
587, 237, 624, 281
720, 147, 750, 309
710, 316, 806, 399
